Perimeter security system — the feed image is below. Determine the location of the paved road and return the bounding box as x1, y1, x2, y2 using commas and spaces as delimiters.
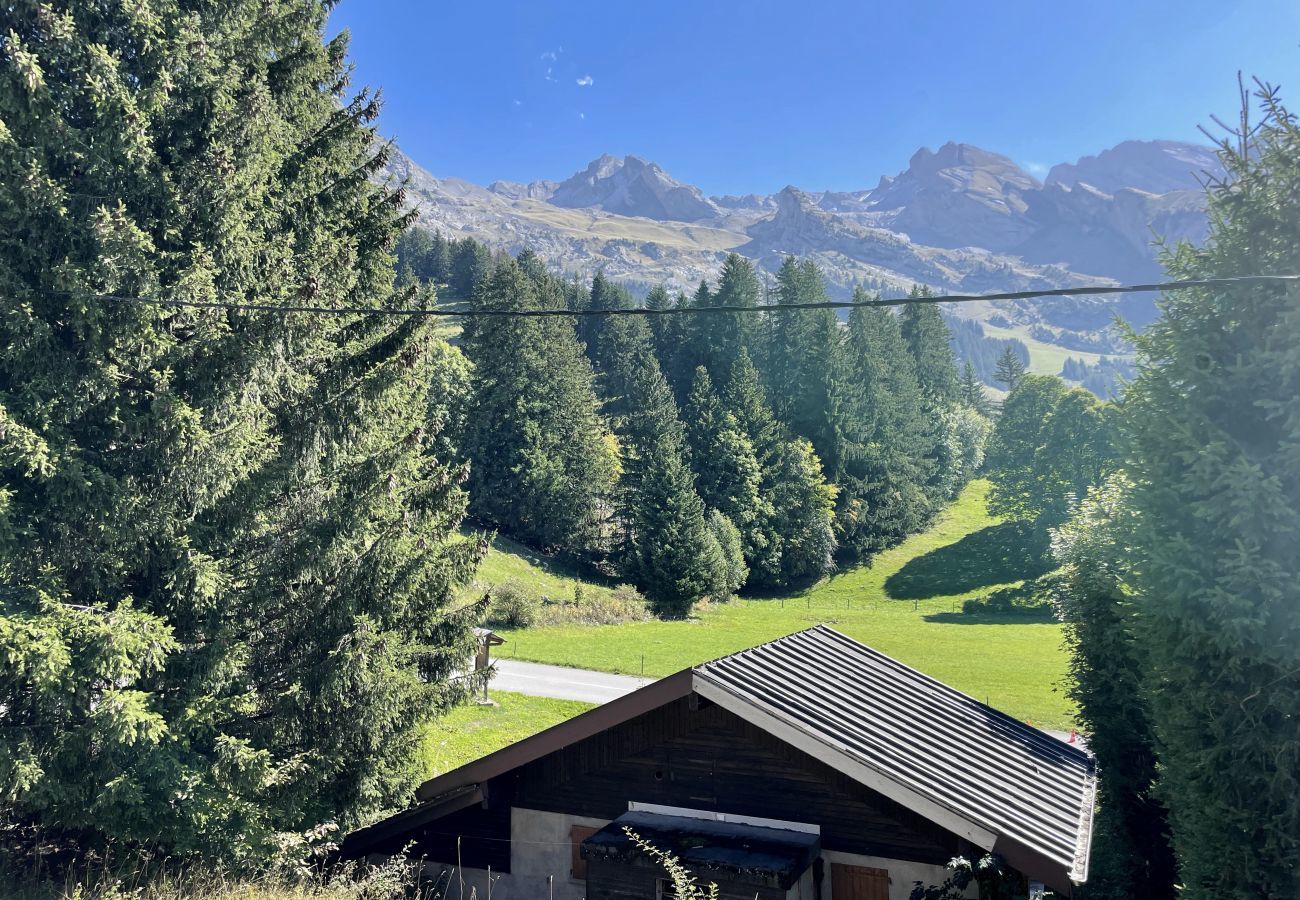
491, 658, 653, 704
490, 658, 1088, 750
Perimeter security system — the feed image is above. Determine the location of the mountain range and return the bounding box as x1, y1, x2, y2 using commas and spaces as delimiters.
383, 138, 1222, 340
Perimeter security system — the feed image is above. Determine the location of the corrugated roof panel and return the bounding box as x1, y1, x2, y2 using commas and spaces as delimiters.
692, 625, 1095, 880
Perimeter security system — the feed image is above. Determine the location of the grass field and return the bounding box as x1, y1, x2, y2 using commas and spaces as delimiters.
420, 691, 595, 778
487, 480, 1076, 729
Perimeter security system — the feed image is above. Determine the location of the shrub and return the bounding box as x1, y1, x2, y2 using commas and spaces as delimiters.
707, 510, 748, 599
534, 583, 651, 627
486, 580, 540, 628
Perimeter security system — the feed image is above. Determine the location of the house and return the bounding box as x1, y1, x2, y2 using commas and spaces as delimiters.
343, 626, 1095, 900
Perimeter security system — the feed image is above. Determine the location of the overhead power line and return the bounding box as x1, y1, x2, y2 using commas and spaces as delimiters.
55, 274, 1300, 318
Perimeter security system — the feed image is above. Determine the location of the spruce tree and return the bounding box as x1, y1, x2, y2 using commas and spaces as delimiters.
0, 2, 483, 858
959, 361, 993, 416
683, 367, 766, 573
450, 237, 491, 299
767, 259, 849, 474
836, 293, 933, 557
430, 230, 452, 283
701, 253, 762, 377
617, 355, 726, 617
1123, 85, 1300, 898
722, 351, 836, 585
994, 345, 1028, 391
1051, 479, 1177, 900
644, 284, 675, 367
461, 261, 614, 550
900, 291, 960, 402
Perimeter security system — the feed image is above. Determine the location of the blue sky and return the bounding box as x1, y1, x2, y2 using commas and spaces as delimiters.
328, 1, 1298, 196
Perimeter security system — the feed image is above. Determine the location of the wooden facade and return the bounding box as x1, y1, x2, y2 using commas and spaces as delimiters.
370, 694, 963, 876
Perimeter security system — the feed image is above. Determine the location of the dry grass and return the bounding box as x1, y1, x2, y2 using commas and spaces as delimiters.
0, 855, 438, 900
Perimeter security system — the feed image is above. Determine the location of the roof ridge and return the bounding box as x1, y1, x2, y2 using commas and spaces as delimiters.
691, 624, 831, 672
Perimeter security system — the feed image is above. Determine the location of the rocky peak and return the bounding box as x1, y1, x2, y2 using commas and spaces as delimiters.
547, 154, 720, 222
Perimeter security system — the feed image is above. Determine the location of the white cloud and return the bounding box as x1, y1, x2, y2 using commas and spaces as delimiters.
578, 112, 586, 120
1024, 161, 1049, 178
512, 99, 522, 107
576, 74, 594, 87
540, 50, 559, 62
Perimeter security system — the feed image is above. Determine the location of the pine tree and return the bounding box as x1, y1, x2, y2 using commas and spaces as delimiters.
1051, 478, 1177, 900
900, 289, 960, 402
0, 2, 484, 858
1122, 84, 1300, 898
461, 261, 614, 551
994, 345, 1028, 391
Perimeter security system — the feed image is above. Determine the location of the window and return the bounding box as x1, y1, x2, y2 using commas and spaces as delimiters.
570, 824, 600, 880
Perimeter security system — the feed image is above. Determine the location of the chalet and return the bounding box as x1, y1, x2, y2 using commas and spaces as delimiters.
343, 626, 1095, 900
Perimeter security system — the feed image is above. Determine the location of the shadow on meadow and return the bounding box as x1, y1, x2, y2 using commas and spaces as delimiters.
884, 521, 1052, 601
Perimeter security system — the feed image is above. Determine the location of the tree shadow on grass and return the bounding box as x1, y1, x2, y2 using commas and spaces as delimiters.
924, 607, 1057, 625
885, 521, 1052, 601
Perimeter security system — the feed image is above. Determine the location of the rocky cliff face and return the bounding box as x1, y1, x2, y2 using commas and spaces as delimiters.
853, 143, 1041, 253
739, 186, 1094, 296
546, 154, 721, 222
1046, 139, 1223, 194
488, 179, 559, 201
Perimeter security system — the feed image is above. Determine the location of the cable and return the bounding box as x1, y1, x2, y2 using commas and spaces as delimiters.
31, 275, 1300, 319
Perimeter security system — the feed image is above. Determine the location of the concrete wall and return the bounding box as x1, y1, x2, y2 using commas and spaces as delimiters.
512, 806, 611, 900
822, 849, 976, 900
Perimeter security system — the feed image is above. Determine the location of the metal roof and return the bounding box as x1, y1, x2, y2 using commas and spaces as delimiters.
693, 625, 1095, 884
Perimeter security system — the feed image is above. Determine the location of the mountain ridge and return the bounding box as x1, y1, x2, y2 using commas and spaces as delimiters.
383, 138, 1222, 337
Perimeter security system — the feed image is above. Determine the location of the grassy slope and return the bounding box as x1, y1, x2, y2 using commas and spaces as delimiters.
420, 691, 594, 778
462, 532, 621, 605
489, 480, 1075, 729
980, 322, 1108, 375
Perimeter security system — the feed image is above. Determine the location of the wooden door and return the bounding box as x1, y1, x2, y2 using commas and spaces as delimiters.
831, 863, 890, 900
